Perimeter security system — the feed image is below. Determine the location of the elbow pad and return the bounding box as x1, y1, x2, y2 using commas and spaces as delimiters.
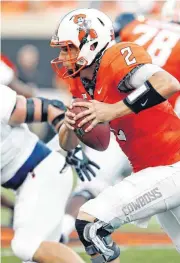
25, 97, 66, 123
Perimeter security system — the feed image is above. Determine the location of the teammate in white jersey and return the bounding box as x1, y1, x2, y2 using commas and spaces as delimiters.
0, 84, 91, 263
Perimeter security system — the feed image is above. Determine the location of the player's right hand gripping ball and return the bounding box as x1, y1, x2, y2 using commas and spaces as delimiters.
70, 98, 110, 151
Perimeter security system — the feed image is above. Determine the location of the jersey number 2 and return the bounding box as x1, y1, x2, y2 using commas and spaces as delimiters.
121, 47, 137, 66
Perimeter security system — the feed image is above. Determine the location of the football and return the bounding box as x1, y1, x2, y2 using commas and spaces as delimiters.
70, 98, 110, 151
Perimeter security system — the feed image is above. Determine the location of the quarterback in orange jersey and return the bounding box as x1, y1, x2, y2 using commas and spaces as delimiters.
113, 12, 180, 116
51, 8, 180, 263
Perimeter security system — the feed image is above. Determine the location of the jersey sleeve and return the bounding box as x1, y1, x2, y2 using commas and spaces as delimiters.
0, 85, 17, 123
111, 42, 152, 92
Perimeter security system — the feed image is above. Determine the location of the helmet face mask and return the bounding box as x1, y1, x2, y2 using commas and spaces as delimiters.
51, 41, 88, 78
50, 8, 115, 78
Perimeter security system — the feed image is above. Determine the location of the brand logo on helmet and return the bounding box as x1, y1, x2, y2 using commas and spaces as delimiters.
73, 14, 98, 44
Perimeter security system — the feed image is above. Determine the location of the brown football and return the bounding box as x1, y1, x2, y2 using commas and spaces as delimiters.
70, 98, 110, 151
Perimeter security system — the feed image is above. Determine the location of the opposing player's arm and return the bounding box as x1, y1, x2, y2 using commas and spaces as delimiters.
9, 95, 66, 132
9, 76, 37, 98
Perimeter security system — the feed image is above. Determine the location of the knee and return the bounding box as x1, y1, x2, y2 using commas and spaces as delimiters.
75, 218, 120, 262
75, 211, 97, 247
11, 230, 42, 261
75, 218, 92, 247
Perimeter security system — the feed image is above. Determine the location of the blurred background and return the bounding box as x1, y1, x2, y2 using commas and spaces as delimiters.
1, 0, 165, 141
1, 0, 165, 89
1, 1, 180, 263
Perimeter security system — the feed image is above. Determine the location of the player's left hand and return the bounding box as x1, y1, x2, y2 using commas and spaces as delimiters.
65, 145, 100, 181
73, 100, 117, 132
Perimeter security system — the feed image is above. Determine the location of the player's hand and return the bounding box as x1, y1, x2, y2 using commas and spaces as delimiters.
65, 145, 100, 181
73, 100, 117, 132
64, 106, 76, 130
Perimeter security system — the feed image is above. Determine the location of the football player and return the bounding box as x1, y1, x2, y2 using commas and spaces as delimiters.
1, 53, 102, 262
51, 8, 180, 263
0, 83, 90, 263
113, 4, 180, 116
51, 46, 132, 245
1, 53, 126, 248
0, 82, 98, 263
1, 52, 100, 182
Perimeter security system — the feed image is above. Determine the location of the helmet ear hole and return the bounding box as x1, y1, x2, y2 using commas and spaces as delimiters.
90, 42, 98, 51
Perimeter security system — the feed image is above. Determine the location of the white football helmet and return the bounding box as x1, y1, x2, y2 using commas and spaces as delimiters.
50, 8, 115, 78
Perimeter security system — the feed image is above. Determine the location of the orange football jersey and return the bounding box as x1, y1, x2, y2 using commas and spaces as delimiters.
68, 42, 180, 172
120, 18, 180, 108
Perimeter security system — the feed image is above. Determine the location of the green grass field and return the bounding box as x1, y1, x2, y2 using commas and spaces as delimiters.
80, 249, 180, 263
1, 247, 180, 263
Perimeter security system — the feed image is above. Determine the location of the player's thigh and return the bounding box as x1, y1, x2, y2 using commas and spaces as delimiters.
14, 151, 73, 236
84, 134, 131, 185
156, 206, 180, 252
12, 152, 73, 260
80, 162, 180, 222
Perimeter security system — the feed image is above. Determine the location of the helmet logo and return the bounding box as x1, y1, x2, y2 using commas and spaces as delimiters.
73, 14, 98, 44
